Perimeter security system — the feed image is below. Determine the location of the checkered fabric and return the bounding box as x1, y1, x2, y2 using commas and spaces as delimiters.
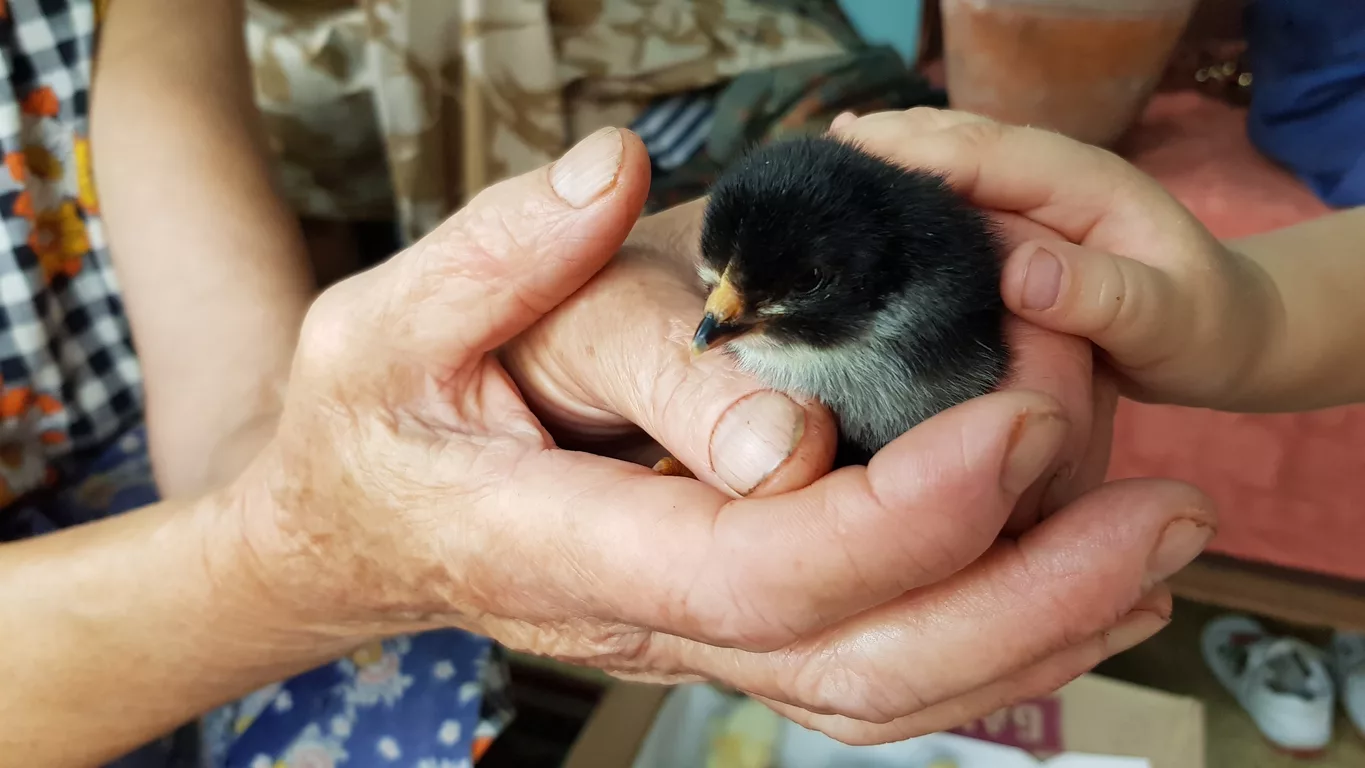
0, 7, 515, 768
0, 0, 143, 506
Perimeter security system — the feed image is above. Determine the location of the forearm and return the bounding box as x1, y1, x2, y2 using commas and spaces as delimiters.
1228, 206, 1365, 411
92, 0, 314, 496
0, 489, 357, 766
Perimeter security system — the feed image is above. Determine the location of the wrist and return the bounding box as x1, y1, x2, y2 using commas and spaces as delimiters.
0, 488, 359, 764
1228, 246, 1288, 414
1215, 245, 1291, 412
218, 447, 449, 643
200, 465, 375, 653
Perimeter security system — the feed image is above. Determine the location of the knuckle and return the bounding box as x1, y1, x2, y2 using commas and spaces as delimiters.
662, 535, 804, 653
896, 105, 951, 130
946, 118, 1009, 154
833, 477, 943, 593
709, 582, 806, 653
787, 648, 905, 724
1076, 255, 1132, 338
647, 352, 697, 434
418, 198, 576, 324
1022, 575, 1114, 648
439, 202, 527, 284
438, 192, 570, 289
295, 286, 361, 379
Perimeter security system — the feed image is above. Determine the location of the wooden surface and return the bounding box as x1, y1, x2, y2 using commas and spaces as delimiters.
561, 682, 669, 768
1169, 555, 1365, 632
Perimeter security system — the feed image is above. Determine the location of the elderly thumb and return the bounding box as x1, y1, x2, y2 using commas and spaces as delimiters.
1002, 240, 1184, 371
349, 128, 650, 368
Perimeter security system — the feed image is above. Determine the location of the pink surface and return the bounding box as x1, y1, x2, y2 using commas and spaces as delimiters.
1109, 92, 1365, 581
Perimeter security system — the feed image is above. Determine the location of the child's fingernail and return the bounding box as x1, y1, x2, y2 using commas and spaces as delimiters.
1021, 247, 1063, 311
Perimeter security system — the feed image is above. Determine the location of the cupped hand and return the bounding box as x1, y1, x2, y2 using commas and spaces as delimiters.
231, 127, 1213, 745
831, 108, 1273, 410
499, 196, 839, 497
502, 170, 1109, 526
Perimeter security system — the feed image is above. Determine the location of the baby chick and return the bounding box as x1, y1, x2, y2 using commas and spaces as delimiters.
689, 134, 1011, 468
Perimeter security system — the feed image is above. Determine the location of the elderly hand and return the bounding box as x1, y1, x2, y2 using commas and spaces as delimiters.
503, 142, 1110, 529
228, 127, 1214, 745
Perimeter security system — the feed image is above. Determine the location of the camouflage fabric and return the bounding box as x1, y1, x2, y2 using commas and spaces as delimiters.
247, 0, 854, 244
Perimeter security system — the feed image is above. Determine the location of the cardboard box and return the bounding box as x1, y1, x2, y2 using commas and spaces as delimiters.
563, 674, 1204, 768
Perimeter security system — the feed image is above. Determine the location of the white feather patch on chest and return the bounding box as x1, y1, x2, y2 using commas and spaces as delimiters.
724, 291, 998, 450
728, 334, 923, 449
725, 300, 937, 449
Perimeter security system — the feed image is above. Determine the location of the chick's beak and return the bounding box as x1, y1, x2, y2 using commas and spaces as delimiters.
691, 277, 747, 357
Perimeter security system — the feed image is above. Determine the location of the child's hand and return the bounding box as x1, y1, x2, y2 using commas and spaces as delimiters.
831, 109, 1279, 411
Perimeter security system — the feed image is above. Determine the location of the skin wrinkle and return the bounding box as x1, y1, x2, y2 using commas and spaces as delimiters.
54, 118, 1202, 758
1079, 165, 1142, 245
1220, 250, 1289, 409
708, 500, 800, 650
549, 465, 670, 624
645, 334, 694, 443
1091, 260, 1134, 342
785, 592, 1175, 744
830, 471, 929, 602
1005, 536, 1135, 656
819, 635, 928, 724
411, 212, 582, 355
871, 426, 1005, 586
545, 342, 626, 427
654, 502, 801, 653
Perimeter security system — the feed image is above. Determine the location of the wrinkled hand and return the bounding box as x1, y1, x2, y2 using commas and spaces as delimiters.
232, 127, 1214, 745
500, 198, 839, 497
831, 108, 1269, 410
503, 184, 1109, 528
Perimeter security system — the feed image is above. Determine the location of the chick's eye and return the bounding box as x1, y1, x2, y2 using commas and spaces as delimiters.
792, 269, 823, 294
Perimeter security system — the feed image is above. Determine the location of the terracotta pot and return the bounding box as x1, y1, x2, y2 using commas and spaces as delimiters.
942, 0, 1196, 147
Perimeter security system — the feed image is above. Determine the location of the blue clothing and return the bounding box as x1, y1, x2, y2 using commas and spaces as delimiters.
1245, 1, 1365, 207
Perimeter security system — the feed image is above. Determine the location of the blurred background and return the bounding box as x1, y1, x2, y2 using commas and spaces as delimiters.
240, 1, 1364, 765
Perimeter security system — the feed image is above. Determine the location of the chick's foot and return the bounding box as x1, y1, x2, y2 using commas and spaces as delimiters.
652, 456, 696, 479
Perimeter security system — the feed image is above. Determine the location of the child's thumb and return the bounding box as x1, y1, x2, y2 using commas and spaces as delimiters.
1002, 240, 1185, 370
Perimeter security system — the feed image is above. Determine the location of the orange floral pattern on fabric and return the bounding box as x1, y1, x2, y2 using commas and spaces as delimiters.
30, 201, 90, 281
7, 85, 100, 284
0, 378, 66, 506
21, 86, 59, 118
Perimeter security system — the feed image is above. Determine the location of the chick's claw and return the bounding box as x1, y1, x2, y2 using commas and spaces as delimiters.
652, 456, 696, 479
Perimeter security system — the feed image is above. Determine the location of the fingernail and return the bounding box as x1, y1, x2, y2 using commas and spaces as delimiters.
1105, 609, 1171, 653
550, 127, 623, 208
1021, 247, 1063, 311
710, 391, 806, 495
1001, 410, 1068, 496
1147, 518, 1214, 584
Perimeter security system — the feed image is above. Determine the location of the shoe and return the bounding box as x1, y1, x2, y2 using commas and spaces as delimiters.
1201, 614, 1335, 756
1331, 630, 1365, 737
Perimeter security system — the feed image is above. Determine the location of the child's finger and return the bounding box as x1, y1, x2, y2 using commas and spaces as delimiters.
1002, 239, 1188, 372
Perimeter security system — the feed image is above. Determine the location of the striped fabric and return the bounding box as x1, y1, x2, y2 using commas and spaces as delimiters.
630, 91, 716, 171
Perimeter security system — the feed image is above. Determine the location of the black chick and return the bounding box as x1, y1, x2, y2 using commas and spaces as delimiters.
689, 134, 1011, 468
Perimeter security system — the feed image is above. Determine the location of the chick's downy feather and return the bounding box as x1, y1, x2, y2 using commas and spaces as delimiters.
694, 135, 1011, 467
